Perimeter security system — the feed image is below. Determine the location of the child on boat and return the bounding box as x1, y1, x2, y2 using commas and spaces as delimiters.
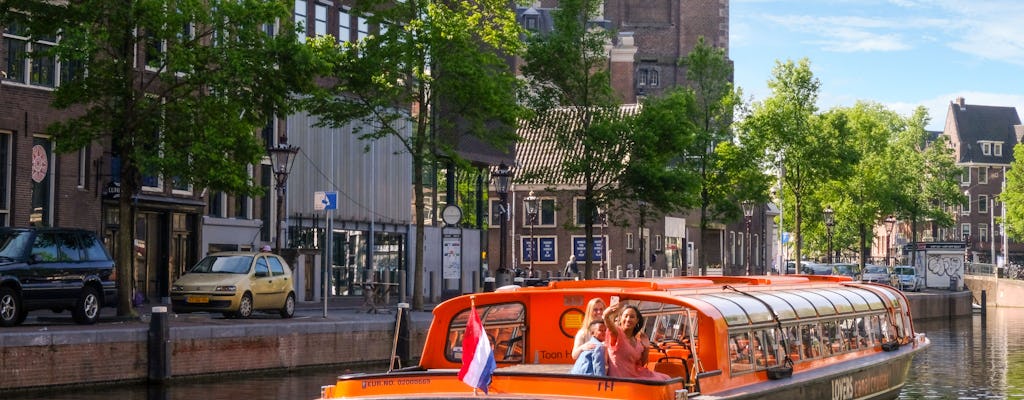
570, 320, 608, 376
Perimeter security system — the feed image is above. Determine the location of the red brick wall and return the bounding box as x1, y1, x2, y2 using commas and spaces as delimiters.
0, 322, 428, 392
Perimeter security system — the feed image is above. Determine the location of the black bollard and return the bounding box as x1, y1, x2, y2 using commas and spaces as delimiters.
148, 306, 171, 382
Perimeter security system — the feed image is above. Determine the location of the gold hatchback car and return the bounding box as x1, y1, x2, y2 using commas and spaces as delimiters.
170, 251, 295, 318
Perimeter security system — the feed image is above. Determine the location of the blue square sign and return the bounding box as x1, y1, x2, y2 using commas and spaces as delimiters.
314, 191, 338, 211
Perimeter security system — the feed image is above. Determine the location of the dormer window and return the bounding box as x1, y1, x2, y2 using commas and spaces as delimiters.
524, 15, 538, 31
995, 143, 1003, 156
982, 142, 991, 155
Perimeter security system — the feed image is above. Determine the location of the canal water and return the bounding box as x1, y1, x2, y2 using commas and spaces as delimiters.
11, 308, 1024, 400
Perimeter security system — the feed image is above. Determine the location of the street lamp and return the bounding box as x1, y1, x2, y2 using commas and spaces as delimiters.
268, 141, 299, 254
525, 190, 538, 278
823, 206, 835, 264
742, 200, 754, 275
638, 200, 648, 276
885, 215, 897, 267
492, 163, 512, 287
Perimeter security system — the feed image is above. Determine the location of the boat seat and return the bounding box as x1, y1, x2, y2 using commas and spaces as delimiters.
654, 357, 689, 382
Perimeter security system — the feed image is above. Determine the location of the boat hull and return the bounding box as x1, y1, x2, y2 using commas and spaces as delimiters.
696, 336, 928, 400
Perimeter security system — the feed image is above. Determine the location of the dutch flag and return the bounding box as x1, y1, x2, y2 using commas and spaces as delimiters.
457, 304, 496, 394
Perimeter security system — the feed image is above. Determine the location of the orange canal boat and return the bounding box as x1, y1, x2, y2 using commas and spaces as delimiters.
319, 275, 929, 399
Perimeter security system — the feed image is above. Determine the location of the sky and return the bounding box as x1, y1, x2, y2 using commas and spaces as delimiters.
730, 0, 1024, 131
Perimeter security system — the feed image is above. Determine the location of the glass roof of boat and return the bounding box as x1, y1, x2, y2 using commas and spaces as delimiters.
683, 286, 898, 327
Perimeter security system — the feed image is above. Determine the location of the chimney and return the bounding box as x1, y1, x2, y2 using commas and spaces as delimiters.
955, 96, 966, 111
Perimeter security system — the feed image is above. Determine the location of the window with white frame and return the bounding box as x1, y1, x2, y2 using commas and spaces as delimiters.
77, 148, 87, 189
979, 195, 989, 213
996, 143, 1003, 157
294, 0, 308, 42
961, 167, 971, 185
982, 142, 991, 155
539, 198, 555, 226
962, 194, 971, 214
654, 234, 662, 251
979, 223, 989, 242
0, 131, 10, 226
489, 199, 504, 226
626, 233, 634, 250
338, 8, 351, 43
4, 20, 60, 88
314, 3, 328, 37
961, 223, 971, 240
979, 167, 988, 184
357, 16, 369, 42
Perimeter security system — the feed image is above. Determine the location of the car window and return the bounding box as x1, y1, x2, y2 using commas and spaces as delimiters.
255, 257, 270, 276
58, 232, 84, 261
864, 266, 886, 274
894, 267, 914, 275
32, 232, 64, 262
0, 231, 32, 259
79, 233, 110, 261
193, 255, 253, 274
268, 256, 286, 276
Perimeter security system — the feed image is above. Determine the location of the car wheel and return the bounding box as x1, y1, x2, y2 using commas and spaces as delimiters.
72, 286, 101, 325
236, 293, 254, 318
0, 287, 22, 327
280, 293, 295, 319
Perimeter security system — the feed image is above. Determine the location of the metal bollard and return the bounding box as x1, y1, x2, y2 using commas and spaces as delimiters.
148, 306, 171, 382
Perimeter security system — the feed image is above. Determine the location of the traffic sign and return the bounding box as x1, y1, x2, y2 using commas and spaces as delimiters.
314, 191, 338, 211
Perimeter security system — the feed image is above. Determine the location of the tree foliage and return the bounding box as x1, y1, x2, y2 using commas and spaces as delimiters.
681, 37, 770, 275
743, 59, 850, 270
303, 0, 525, 310
0, 0, 318, 316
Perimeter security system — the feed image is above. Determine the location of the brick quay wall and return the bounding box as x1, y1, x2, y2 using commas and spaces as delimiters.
0, 311, 432, 393
0, 290, 971, 393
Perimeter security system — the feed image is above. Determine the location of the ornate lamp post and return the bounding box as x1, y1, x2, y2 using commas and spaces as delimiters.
885, 215, 897, 267
525, 191, 538, 277
823, 206, 835, 264
742, 200, 754, 275
492, 163, 512, 287
268, 141, 299, 253
638, 200, 648, 275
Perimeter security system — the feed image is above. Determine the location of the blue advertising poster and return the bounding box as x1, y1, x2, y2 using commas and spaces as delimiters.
521, 237, 538, 262
573, 237, 604, 261
539, 238, 556, 262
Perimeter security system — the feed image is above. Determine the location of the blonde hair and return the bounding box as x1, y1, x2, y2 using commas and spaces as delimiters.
580, 297, 607, 333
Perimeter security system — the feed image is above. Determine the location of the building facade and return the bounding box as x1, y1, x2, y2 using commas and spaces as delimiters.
941, 97, 1024, 265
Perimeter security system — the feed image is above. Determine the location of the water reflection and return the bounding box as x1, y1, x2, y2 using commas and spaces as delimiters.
5, 366, 361, 400
11, 311, 1024, 400
900, 308, 1024, 399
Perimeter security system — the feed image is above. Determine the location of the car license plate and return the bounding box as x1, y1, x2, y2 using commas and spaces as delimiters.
187, 295, 210, 304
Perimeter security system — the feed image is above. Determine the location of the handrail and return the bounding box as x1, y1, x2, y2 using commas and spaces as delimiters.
722, 285, 794, 379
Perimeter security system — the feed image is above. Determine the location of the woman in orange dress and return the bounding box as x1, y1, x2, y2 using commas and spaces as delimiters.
602, 302, 670, 380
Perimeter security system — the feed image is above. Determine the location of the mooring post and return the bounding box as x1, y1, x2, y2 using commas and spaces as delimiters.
148, 306, 171, 382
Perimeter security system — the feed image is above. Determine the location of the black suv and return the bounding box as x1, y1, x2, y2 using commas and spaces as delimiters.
0, 228, 117, 326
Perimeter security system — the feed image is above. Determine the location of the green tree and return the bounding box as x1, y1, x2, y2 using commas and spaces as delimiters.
304, 0, 524, 310
891, 107, 962, 265
680, 37, 770, 275
0, 0, 318, 316
519, 0, 618, 279
744, 59, 846, 271
1001, 145, 1024, 241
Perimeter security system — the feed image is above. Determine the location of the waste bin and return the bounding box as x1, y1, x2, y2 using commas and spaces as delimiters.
484, 277, 496, 292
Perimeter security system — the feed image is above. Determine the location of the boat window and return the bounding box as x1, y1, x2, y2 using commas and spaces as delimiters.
799, 323, 823, 359
700, 293, 773, 326
792, 290, 839, 316
820, 320, 844, 355
729, 331, 754, 374
782, 326, 804, 362
750, 328, 783, 370
445, 302, 526, 364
